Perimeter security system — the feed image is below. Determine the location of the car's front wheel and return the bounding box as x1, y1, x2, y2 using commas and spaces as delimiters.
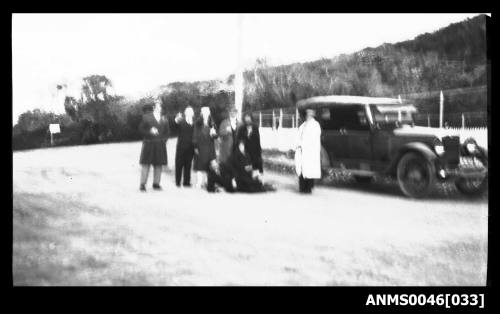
397, 152, 435, 198
455, 176, 488, 197
455, 154, 488, 197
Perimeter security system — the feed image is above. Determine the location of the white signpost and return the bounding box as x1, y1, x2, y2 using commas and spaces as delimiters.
49, 123, 60, 146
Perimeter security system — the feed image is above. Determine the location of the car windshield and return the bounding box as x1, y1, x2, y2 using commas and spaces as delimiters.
370, 104, 416, 125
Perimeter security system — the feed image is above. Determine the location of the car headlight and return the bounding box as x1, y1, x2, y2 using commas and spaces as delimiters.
433, 139, 445, 156
463, 138, 478, 154
434, 143, 445, 156
466, 142, 477, 154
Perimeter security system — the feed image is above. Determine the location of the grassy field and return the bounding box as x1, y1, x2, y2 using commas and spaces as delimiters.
13, 140, 488, 285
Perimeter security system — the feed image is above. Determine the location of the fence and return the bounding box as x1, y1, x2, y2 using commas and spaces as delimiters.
252, 108, 487, 130
251, 108, 299, 129
259, 126, 487, 152
414, 112, 487, 128
253, 107, 487, 151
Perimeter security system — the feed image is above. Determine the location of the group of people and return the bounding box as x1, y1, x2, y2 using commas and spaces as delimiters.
138, 98, 277, 193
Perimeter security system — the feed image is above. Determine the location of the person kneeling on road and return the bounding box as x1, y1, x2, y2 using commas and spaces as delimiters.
206, 158, 237, 193
230, 140, 276, 193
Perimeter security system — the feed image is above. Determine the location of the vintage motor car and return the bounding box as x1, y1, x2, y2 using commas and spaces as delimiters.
297, 95, 488, 198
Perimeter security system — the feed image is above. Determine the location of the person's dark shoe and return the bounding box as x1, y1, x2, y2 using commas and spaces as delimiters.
183, 183, 192, 188
140, 184, 146, 192
208, 187, 221, 193
263, 183, 276, 192
152, 184, 162, 190
176, 183, 181, 188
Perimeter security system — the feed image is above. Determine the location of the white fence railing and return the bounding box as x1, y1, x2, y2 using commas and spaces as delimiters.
449, 127, 488, 148
259, 127, 488, 152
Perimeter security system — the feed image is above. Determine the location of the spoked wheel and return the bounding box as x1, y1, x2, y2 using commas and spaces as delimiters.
397, 152, 435, 198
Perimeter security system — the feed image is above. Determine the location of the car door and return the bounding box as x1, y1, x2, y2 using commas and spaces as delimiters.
317, 106, 348, 167
369, 104, 393, 172
340, 105, 373, 170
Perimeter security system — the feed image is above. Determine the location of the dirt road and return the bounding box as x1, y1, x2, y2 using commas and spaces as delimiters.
13, 140, 488, 285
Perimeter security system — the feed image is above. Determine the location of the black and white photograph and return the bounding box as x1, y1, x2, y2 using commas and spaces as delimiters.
12, 13, 490, 290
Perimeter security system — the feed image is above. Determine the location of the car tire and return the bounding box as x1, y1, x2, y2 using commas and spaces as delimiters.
397, 152, 435, 198
455, 177, 488, 197
353, 175, 373, 184
455, 154, 488, 197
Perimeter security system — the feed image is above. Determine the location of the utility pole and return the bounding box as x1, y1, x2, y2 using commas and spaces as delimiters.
279, 109, 283, 129
295, 107, 299, 128
439, 90, 444, 129
234, 14, 244, 121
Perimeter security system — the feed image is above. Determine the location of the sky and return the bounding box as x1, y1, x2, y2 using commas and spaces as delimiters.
12, 13, 483, 123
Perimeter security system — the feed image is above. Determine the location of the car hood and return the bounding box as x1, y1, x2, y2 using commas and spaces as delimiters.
393, 125, 460, 139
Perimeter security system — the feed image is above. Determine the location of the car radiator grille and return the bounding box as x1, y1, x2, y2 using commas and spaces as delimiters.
459, 156, 486, 170
442, 136, 460, 165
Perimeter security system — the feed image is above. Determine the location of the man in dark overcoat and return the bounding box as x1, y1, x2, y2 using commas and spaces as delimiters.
173, 106, 195, 187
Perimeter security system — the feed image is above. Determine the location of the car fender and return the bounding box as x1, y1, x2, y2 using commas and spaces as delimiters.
387, 142, 437, 175
478, 145, 488, 160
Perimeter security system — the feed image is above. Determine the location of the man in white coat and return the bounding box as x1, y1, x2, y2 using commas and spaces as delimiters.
295, 108, 322, 193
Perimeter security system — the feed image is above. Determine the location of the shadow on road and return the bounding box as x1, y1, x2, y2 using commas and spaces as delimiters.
317, 175, 488, 203
264, 161, 487, 203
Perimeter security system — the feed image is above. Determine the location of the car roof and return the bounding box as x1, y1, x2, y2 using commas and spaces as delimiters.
297, 95, 404, 109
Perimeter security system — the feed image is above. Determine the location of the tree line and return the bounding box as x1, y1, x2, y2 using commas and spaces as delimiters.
241, 15, 487, 114
12, 15, 488, 150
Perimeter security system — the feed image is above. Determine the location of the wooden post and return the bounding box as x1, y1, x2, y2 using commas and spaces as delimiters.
279, 109, 283, 129
272, 110, 276, 130
50, 131, 54, 146
462, 113, 465, 129
439, 90, 444, 128
292, 115, 295, 128
295, 107, 299, 128
259, 111, 262, 128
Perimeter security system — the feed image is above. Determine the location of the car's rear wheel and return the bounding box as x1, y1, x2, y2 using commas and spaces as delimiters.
397, 152, 435, 198
353, 175, 373, 184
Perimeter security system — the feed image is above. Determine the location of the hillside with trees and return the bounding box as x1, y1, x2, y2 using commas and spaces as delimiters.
13, 14, 488, 150
241, 14, 487, 114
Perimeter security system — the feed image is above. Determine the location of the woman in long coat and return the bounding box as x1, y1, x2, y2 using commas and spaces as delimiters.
295, 108, 321, 193
138, 100, 170, 191
192, 106, 217, 188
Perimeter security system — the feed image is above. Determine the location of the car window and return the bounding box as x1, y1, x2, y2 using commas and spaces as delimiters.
370, 104, 415, 125
319, 107, 336, 130
328, 105, 369, 131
